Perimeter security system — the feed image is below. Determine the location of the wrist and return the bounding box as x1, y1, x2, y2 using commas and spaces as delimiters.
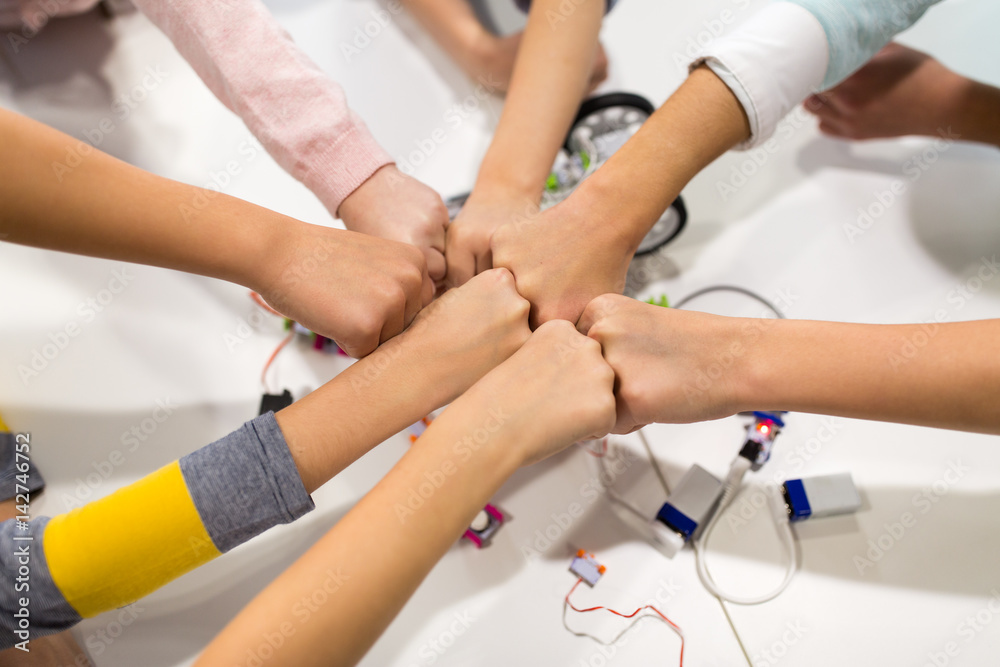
955, 79, 1000, 148
555, 178, 647, 255
731, 316, 792, 413
233, 206, 298, 294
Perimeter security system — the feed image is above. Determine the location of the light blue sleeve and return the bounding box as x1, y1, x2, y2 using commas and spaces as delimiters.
784, 0, 941, 89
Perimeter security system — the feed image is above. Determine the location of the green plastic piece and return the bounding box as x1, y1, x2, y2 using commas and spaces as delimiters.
645, 295, 670, 308
545, 173, 559, 191
580, 151, 591, 170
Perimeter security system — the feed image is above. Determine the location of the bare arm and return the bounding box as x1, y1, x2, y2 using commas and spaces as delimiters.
0, 108, 433, 357
491, 65, 750, 326
579, 294, 1000, 435
445, 0, 605, 287
196, 320, 616, 667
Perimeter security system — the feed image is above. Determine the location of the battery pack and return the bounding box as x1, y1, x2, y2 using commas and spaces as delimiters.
782, 473, 861, 522
652, 464, 723, 557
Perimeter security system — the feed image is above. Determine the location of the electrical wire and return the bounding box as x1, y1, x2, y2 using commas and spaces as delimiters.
249, 291, 283, 317
564, 578, 685, 665
261, 332, 294, 393
674, 285, 786, 319
577, 437, 608, 458
694, 458, 798, 605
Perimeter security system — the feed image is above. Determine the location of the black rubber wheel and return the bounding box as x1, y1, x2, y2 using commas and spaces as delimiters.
563, 92, 656, 151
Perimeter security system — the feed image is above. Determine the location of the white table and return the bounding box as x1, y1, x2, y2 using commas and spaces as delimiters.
1, 1, 998, 665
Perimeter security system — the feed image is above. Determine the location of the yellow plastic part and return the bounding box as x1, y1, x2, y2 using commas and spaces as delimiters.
44, 461, 221, 617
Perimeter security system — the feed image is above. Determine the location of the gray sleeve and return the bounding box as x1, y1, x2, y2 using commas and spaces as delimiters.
0, 516, 82, 650
0, 432, 45, 502
784, 0, 940, 89
179, 411, 315, 553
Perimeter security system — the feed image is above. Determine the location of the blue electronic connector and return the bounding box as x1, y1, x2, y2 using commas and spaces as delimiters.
781, 473, 862, 522
651, 465, 723, 558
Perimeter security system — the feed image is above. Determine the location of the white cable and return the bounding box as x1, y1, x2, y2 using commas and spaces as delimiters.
694, 458, 799, 605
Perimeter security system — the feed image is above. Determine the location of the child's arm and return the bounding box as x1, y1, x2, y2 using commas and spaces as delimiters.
445, 0, 605, 288
0, 108, 432, 358
195, 320, 616, 667
578, 294, 1000, 435
0, 270, 530, 648
402, 0, 607, 94
130, 0, 449, 282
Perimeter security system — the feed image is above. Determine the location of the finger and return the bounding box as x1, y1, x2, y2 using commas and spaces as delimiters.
474, 247, 493, 276
445, 246, 476, 289
576, 298, 604, 335
423, 245, 447, 284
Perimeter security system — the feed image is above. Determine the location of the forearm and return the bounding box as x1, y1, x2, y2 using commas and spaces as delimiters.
566, 66, 749, 250
402, 0, 492, 67
472, 0, 603, 203
198, 396, 523, 667
132, 0, 392, 214
0, 108, 292, 293
276, 325, 452, 493
957, 79, 1000, 148
739, 319, 1000, 434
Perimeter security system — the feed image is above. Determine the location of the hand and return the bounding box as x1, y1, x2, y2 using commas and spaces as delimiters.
258, 223, 433, 358
579, 294, 753, 432
804, 43, 968, 141
338, 165, 449, 283
466, 32, 607, 95
444, 192, 537, 288
456, 319, 616, 467
381, 268, 532, 407
490, 197, 635, 328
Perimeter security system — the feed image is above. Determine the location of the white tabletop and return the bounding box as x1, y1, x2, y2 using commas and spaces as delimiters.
1, 1, 999, 665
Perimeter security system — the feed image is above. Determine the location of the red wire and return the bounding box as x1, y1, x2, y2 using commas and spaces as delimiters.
261, 332, 295, 390
579, 438, 608, 458
249, 291, 284, 317
565, 578, 685, 666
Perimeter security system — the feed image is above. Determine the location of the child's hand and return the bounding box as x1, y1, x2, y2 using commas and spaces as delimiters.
804, 43, 967, 141
490, 199, 633, 328
578, 294, 752, 432
338, 165, 449, 284
467, 33, 608, 95
444, 194, 537, 288
385, 268, 532, 407
455, 319, 616, 467
258, 223, 433, 358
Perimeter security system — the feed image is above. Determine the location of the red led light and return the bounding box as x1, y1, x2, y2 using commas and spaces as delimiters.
759, 424, 770, 434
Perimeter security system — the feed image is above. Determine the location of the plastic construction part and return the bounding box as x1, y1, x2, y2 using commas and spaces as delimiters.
783, 473, 862, 522
569, 549, 607, 587
462, 504, 505, 548
740, 412, 785, 471
407, 417, 432, 444
645, 294, 669, 308
258, 389, 293, 416
652, 465, 723, 558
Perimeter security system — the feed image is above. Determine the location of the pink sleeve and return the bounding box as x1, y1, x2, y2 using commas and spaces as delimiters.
131, 0, 393, 215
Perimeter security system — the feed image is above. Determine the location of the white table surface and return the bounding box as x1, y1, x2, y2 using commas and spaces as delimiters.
1, 1, 999, 665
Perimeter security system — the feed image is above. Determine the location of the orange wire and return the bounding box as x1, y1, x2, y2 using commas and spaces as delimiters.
578, 438, 608, 458
261, 332, 295, 391
249, 291, 284, 317
565, 578, 685, 666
